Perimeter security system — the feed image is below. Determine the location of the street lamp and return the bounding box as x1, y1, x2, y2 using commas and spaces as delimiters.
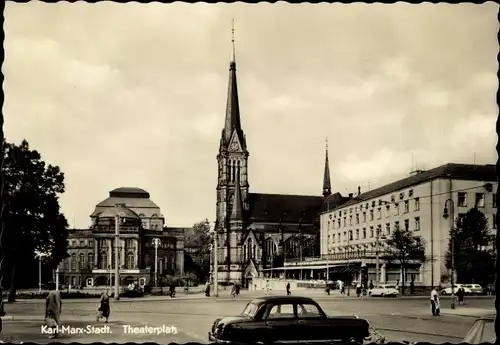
375, 229, 387, 287
347, 231, 352, 296
443, 199, 456, 310
212, 220, 219, 297
152, 238, 161, 286
35, 251, 48, 293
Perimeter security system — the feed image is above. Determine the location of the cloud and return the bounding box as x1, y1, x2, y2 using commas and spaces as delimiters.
4, 2, 498, 228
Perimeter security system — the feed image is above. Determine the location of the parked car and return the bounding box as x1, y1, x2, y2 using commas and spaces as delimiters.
208, 296, 374, 344
462, 316, 495, 343
463, 284, 484, 295
441, 284, 472, 295
368, 285, 399, 297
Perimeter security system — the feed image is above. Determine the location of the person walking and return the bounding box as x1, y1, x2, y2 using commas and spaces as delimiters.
230, 283, 236, 297
45, 283, 62, 339
97, 290, 110, 323
356, 283, 362, 298
457, 287, 465, 306
169, 283, 176, 298
430, 287, 440, 316
369, 280, 374, 290
205, 281, 211, 297
235, 282, 240, 296
286, 282, 291, 296
325, 283, 330, 295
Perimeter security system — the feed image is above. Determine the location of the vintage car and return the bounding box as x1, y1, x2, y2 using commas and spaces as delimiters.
463, 284, 484, 295
208, 296, 372, 344
441, 284, 472, 295
368, 285, 399, 297
462, 316, 495, 344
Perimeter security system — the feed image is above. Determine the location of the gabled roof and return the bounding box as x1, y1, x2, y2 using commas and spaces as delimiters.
248, 193, 324, 224
336, 163, 497, 210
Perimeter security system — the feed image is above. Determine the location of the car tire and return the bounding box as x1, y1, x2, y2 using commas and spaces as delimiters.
441, 291, 447, 295
380, 293, 384, 297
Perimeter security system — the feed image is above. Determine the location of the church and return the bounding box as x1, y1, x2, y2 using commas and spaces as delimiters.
215, 44, 353, 286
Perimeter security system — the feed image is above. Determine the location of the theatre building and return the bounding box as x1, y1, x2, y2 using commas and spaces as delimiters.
58, 187, 187, 288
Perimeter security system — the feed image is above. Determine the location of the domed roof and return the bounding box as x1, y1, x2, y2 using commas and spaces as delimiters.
109, 187, 150, 199
97, 205, 140, 219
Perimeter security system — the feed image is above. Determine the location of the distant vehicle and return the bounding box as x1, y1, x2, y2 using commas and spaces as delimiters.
208, 296, 373, 344
368, 285, 399, 297
441, 284, 472, 295
463, 284, 484, 295
462, 317, 495, 343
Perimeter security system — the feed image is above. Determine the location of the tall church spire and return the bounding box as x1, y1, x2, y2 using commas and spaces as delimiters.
222, 19, 245, 148
230, 170, 243, 220
323, 137, 332, 197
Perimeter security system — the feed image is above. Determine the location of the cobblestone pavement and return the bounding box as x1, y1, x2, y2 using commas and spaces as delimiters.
1, 295, 494, 344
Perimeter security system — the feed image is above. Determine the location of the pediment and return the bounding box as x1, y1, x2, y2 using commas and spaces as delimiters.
228, 130, 242, 152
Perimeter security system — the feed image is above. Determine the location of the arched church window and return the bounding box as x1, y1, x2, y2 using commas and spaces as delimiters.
243, 244, 247, 261
228, 160, 232, 182
237, 160, 241, 181
248, 238, 253, 258
232, 161, 236, 182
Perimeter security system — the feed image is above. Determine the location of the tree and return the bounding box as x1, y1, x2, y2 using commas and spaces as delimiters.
2, 140, 69, 301
383, 226, 426, 295
183, 219, 212, 280
445, 207, 495, 285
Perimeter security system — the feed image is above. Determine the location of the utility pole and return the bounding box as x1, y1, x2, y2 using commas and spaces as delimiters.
114, 212, 121, 300
35, 251, 47, 293
347, 232, 351, 296
443, 199, 456, 309
213, 221, 219, 297
55, 267, 59, 291
153, 238, 161, 286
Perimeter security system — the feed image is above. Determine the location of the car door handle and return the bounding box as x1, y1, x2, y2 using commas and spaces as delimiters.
266, 321, 277, 325
297, 320, 306, 324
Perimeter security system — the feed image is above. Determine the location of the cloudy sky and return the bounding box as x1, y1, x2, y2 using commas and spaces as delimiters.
4, 2, 499, 228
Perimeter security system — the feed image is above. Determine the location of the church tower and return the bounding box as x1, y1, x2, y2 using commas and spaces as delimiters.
216, 22, 249, 280
323, 138, 332, 197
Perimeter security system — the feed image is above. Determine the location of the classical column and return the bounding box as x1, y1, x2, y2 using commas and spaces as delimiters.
108, 239, 112, 269
381, 264, 386, 283
134, 239, 139, 269
121, 239, 125, 267
94, 240, 99, 267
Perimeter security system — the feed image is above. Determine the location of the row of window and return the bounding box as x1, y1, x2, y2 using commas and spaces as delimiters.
457, 192, 494, 208
328, 198, 420, 229
327, 218, 420, 244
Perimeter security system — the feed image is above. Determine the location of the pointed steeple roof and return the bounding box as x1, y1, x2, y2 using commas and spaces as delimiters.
222, 20, 246, 150
231, 171, 244, 221
323, 138, 332, 197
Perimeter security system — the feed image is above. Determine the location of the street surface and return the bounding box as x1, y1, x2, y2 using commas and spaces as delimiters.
1, 290, 495, 344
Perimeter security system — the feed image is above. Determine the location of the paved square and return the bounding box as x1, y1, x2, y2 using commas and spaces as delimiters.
1, 293, 493, 343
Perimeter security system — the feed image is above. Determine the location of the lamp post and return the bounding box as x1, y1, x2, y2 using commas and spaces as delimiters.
152, 238, 161, 286
443, 199, 456, 309
35, 251, 48, 293
55, 267, 60, 291
114, 210, 124, 301
347, 231, 352, 296
375, 229, 387, 287
212, 220, 219, 297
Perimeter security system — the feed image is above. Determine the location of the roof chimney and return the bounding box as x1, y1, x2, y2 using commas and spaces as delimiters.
357, 186, 361, 196
348, 193, 353, 199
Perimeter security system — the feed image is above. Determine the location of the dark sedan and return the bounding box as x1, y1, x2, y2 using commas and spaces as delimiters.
208, 295, 371, 344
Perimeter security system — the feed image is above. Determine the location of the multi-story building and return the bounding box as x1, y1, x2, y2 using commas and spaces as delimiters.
58, 187, 187, 288
314, 163, 496, 288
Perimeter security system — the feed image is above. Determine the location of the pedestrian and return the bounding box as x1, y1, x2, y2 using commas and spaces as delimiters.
410, 280, 415, 295
235, 282, 240, 296
457, 287, 465, 306
286, 282, 291, 296
97, 290, 110, 323
369, 280, 374, 290
205, 281, 211, 297
325, 283, 330, 295
45, 282, 62, 339
356, 283, 362, 298
230, 283, 236, 297
430, 287, 440, 316
169, 283, 176, 297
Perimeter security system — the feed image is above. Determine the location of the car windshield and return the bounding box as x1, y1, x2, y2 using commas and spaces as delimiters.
383, 286, 396, 289
241, 302, 259, 318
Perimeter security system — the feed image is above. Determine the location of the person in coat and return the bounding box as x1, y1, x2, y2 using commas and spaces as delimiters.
457, 287, 465, 306
97, 290, 110, 323
205, 282, 211, 297
430, 287, 440, 316
286, 282, 291, 295
45, 283, 62, 339
356, 283, 362, 298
